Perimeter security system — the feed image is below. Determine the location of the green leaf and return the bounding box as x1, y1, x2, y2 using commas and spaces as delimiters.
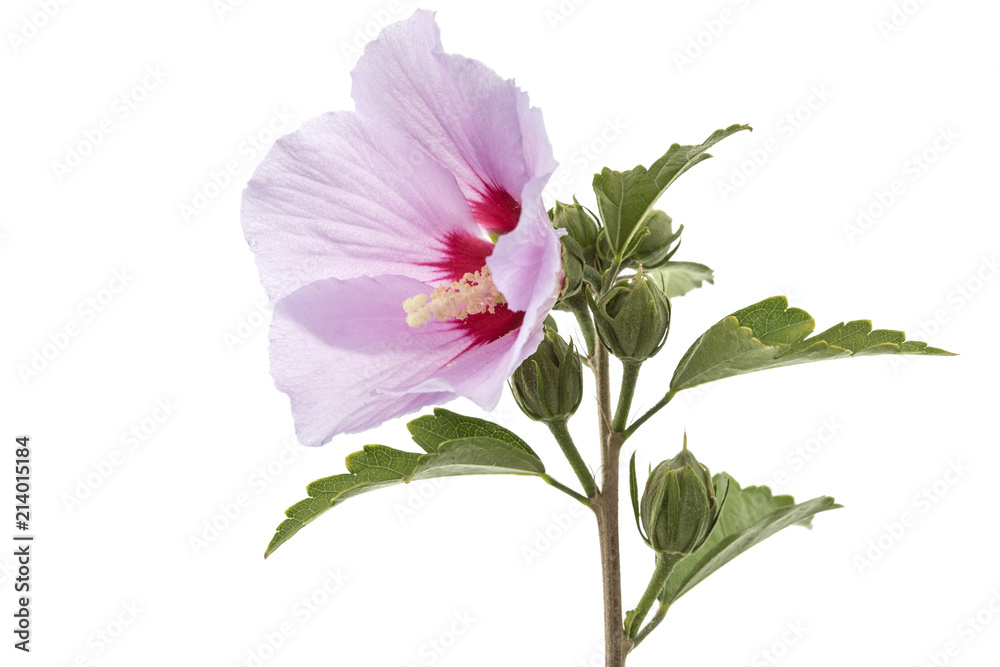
406, 408, 538, 457
592, 168, 658, 257
658, 474, 840, 605
647, 261, 714, 298
670, 296, 955, 393
410, 437, 546, 479
264, 445, 422, 558
592, 124, 750, 258
265, 431, 546, 558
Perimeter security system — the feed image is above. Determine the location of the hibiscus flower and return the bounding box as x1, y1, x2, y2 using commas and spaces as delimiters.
241, 10, 563, 446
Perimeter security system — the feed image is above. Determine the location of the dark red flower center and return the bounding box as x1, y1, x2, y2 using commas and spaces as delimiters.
470, 183, 521, 235
455, 305, 524, 349
421, 232, 495, 283
416, 231, 522, 346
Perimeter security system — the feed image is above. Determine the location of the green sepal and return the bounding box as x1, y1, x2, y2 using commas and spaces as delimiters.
629, 451, 650, 546
559, 235, 586, 300
629, 212, 683, 269
552, 198, 600, 265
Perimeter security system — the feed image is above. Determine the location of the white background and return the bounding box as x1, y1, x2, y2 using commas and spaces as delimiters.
3, 0, 999, 665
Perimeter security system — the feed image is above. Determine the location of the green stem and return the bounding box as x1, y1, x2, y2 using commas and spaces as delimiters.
632, 602, 670, 648
626, 553, 682, 640
539, 474, 590, 505
611, 360, 642, 433
623, 389, 676, 440
547, 420, 597, 499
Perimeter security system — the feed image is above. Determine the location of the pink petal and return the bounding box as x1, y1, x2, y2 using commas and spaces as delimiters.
394, 308, 523, 408
488, 182, 564, 314
242, 111, 485, 302
270, 274, 467, 444
272, 271, 555, 444
351, 10, 557, 234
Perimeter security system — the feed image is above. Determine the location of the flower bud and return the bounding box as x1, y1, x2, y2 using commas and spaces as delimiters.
591, 270, 671, 361
559, 235, 585, 300
510, 328, 583, 423
640, 440, 722, 555
630, 211, 682, 269
551, 199, 599, 265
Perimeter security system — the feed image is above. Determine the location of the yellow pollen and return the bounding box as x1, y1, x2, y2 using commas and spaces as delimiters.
403, 266, 503, 328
